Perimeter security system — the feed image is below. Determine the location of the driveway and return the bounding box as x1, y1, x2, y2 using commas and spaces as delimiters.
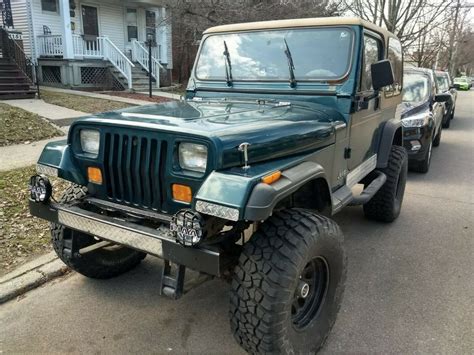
1, 91, 473, 354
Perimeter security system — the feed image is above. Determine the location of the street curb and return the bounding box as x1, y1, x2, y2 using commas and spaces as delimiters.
0, 252, 69, 304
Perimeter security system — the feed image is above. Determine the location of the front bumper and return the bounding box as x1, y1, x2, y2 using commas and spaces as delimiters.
29, 200, 228, 276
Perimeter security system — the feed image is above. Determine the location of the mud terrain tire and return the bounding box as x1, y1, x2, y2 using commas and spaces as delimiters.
51, 184, 146, 279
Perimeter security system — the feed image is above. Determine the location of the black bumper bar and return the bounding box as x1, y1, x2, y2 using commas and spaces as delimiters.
29, 200, 227, 277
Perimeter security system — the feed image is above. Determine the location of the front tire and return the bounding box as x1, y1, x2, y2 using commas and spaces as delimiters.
364, 145, 407, 222
411, 138, 432, 174
230, 209, 346, 354
51, 185, 146, 279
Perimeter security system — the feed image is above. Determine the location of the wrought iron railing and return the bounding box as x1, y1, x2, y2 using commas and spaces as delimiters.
0, 27, 36, 86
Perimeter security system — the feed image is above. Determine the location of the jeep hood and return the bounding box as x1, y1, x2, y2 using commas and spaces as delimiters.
72, 100, 343, 168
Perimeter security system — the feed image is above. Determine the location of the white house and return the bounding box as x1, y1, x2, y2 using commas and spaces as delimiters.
9, 0, 172, 90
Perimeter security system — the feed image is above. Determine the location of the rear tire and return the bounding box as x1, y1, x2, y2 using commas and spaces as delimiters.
51, 184, 146, 279
364, 145, 407, 222
230, 209, 346, 354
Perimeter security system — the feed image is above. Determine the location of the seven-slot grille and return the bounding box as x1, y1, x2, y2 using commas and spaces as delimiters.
103, 132, 164, 210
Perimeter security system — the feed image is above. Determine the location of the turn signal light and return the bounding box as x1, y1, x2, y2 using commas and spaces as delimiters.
172, 184, 192, 203
87, 167, 103, 185
262, 171, 282, 185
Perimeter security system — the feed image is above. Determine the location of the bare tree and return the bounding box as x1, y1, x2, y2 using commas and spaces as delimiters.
164, 0, 346, 83
343, 0, 455, 49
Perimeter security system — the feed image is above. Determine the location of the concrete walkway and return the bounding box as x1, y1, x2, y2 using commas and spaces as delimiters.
41, 86, 181, 105
0, 136, 66, 171
2, 98, 87, 122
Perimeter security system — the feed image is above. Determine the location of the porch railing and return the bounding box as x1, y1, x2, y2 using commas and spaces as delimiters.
1, 27, 36, 86
37, 34, 63, 56
131, 39, 163, 88
37, 34, 134, 89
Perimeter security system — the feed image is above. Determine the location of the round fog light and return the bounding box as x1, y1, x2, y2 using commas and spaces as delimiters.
170, 209, 205, 247
29, 174, 52, 203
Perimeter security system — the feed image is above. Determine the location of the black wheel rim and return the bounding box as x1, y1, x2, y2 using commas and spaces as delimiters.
291, 257, 329, 330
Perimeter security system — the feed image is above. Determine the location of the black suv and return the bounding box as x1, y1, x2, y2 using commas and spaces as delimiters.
435, 70, 457, 128
402, 68, 450, 173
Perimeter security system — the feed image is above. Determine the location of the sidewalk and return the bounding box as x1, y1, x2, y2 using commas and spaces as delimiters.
3, 98, 87, 123
41, 86, 181, 104
0, 251, 68, 304
0, 136, 66, 171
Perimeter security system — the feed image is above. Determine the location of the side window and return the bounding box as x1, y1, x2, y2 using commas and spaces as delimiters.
360, 35, 382, 92
386, 38, 403, 96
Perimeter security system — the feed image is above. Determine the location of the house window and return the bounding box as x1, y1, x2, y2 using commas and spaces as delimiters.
41, 0, 58, 13
126, 8, 138, 42
360, 35, 382, 92
146, 10, 156, 44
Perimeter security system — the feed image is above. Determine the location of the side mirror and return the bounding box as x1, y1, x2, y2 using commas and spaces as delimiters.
434, 93, 451, 102
371, 59, 395, 91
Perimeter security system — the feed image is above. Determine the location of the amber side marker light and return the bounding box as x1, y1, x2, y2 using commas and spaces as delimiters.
172, 184, 192, 203
87, 167, 103, 185
262, 171, 282, 185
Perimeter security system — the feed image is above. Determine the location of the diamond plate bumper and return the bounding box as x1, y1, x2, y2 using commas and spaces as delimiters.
29, 200, 227, 276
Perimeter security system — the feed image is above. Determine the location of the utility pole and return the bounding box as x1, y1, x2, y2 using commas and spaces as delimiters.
447, 0, 461, 77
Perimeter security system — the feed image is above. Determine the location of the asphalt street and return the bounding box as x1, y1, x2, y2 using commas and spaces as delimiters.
1, 91, 473, 354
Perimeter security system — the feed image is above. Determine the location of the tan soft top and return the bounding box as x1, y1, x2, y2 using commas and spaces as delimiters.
204, 17, 395, 39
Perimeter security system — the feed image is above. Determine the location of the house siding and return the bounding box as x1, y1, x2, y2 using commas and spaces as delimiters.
10, 0, 34, 58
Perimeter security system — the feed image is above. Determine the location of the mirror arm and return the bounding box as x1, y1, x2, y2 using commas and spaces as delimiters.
354, 90, 380, 111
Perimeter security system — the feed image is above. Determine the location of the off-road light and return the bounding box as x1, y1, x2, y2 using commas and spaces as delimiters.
28, 174, 52, 203
195, 200, 239, 221
170, 209, 205, 246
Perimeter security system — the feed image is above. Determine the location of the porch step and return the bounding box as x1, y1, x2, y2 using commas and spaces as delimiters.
0, 89, 37, 99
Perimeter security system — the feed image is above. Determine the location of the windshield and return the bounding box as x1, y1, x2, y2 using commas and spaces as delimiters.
195, 28, 354, 82
454, 77, 467, 83
403, 72, 430, 104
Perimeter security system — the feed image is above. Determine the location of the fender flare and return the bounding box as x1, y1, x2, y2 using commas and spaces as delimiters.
244, 161, 330, 221
377, 118, 402, 169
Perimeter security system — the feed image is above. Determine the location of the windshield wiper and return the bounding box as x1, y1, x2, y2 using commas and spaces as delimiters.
223, 40, 233, 87
283, 39, 296, 88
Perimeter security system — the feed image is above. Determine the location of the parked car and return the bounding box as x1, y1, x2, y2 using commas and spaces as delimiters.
27, 18, 408, 354
402, 68, 450, 173
435, 70, 457, 128
453, 76, 470, 90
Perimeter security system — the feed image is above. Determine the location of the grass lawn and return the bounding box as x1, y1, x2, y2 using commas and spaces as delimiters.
0, 165, 69, 276
0, 103, 63, 147
40, 90, 133, 113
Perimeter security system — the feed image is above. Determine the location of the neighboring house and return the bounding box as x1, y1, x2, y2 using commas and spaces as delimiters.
8, 0, 172, 90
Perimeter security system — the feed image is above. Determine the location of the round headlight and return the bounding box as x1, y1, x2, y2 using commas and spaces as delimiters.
178, 142, 208, 173
80, 129, 100, 156
28, 174, 52, 203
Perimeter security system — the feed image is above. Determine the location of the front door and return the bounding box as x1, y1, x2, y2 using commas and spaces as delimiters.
82, 5, 99, 37
348, 32, 384, 171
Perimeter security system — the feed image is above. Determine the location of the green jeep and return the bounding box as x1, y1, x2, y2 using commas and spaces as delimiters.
29, 17, 407, 353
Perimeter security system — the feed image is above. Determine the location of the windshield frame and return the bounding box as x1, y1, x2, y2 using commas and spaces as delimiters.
193, 25, 356, 84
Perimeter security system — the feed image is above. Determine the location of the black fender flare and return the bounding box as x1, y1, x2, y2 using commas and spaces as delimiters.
377, 118, 402, 169
244, 161, 330, 221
